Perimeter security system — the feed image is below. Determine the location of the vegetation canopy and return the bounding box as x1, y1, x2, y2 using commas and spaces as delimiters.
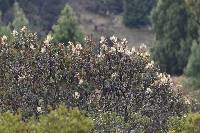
0, 28, 187, 132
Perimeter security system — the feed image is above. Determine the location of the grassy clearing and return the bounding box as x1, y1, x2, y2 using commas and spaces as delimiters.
173, 76, 200, 103
79, 11, 155, 48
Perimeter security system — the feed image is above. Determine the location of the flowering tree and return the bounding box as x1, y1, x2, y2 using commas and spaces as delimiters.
0, 28, 187, 132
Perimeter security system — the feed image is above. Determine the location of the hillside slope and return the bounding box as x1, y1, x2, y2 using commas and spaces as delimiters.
1, 0, 155, 47
79, 11, 155, 47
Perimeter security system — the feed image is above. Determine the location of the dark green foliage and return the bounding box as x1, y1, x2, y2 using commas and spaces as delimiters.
123, 0, 156, 27
17, 0, 67, 36
0, 11, 11, 38
0, 105, 93, 133
184, 0, 200, 89
185, 41, 200, 88
91, 111, 151, 132
87, 0, 124, 15
0, 0, 68, 36
151, 0, 197, 75
51, 4, 83, 44
186, 41, 200, 77
0, 0, 14, 12
186, 0, 200, 25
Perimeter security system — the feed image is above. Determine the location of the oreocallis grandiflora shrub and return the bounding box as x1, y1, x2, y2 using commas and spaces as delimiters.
0, 27, 187, 132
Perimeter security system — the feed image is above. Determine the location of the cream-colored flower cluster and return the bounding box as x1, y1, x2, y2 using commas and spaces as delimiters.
145, 61, 155, 69
99, 36, 138, 57
40, 34, 54, 53
152, 72, 172, 87
68, 41, 83, 55
1, 35, 7, 45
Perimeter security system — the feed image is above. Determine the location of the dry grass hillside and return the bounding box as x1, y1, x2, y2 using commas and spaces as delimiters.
67, 0, 155, 48
79, 12, 155, 48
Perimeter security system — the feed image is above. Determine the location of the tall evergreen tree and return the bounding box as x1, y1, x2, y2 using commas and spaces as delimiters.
123, 0, 156, 27
12, 2, 29, 30
186, 41, 200, 77
185, 0, 200, 88
186, 0, 200, 25
51, 4, 83, 44
151, 0, 197, 75
186, 41, 200, 88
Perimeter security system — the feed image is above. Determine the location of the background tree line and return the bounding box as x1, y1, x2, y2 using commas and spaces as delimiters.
0, 0, 156, 36
152, 0, 200, 89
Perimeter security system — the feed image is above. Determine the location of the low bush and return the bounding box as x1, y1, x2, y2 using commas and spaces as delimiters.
168, 112, 200, 133
0, 105, 93, 133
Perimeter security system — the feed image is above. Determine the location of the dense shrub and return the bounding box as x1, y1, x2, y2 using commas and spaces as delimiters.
0, 105, 93, 133
167, 112, 200, 133
0, 28, 187, 132
91, 111, 151, 132
151, 0, 198, 75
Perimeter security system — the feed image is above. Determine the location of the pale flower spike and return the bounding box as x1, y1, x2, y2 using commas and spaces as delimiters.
30, 44, 36, 50
74, 92, 80, 99
44, 34, 53, 45
110, 35, 117, 42
140, 43, 147, 49
2, 35, 7, 41
131, 47, 136, 52
68, 41, 73, 46
12, 30, 18, 36
79, 79, 84, 85
100, 36, 105, 43
21, 26, 27, 32
41, 47, 46, 53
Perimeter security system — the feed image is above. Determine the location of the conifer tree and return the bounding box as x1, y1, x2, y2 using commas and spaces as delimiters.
151, 0, 197, 75
186, 41, 200, 77
186, 0, 200, 25
0, 11, 11, 37
0, 11, 2, 25
12, 2, 29, 30
51, 4, 83, 44
185, 0, 200, 87
186, 41, 200, 88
